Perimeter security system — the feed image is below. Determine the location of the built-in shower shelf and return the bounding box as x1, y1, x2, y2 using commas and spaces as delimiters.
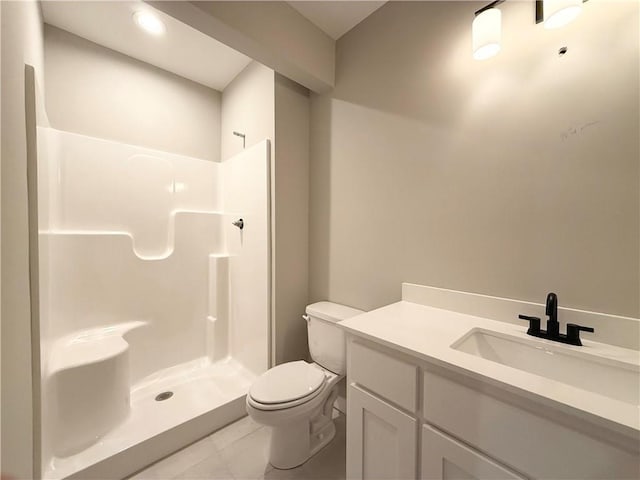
42, 208, 233, 260
43, 229, 129, 235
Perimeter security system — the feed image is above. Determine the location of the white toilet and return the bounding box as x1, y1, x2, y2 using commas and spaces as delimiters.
246, 301, 364, 469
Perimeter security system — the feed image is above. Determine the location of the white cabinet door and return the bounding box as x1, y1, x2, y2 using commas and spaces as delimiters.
347, 384, 418, 480
421, 425, 525, 480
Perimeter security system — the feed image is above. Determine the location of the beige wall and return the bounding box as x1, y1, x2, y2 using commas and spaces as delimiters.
191, 1, 334, 92
221, 61, 275, 162
274, 74, 310, 364
150, 0, 335, 92
310, 1, 639, 317
1, 1, 46, 477
44, 26, 221, 162
221, 61, 277, 364
221, 63, 311, 365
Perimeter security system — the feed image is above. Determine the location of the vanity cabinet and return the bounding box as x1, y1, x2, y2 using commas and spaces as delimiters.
421, 424, 524, 480
346, 340, 421, 480
346, 337, 640, 480
347, 384, 417, 479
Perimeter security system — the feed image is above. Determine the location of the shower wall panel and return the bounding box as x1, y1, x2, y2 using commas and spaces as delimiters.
43, 212, 226, 383
37, 128, 227, 378
37, 128, 270, 473
37, 128, 221, 256
223, 140, 271, 376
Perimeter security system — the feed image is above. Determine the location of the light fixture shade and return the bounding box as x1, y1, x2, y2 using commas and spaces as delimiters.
472, 8, 502, 61
133, 11, 166, 35
543, 0, 582, 29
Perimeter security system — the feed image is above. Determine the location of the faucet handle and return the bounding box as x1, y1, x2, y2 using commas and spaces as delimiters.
518, 314, 541, 335
566, 323, 594, 346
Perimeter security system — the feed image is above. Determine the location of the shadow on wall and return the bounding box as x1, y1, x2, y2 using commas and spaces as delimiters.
309, 1, 639, 317
309, 93, 333, 305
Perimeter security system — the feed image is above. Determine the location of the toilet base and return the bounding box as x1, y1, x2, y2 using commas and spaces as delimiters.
269, 414, 336, 469
245, 362, 343, 470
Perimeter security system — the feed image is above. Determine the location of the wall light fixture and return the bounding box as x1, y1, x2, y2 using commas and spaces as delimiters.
472, 0, 505, 61
536, 0, 584, 29
473, 0, 587, 60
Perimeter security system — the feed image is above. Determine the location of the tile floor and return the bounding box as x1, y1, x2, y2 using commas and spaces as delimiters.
129, 411, 346, 480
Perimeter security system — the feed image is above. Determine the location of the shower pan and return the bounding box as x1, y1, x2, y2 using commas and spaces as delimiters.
36, 127, 271, 479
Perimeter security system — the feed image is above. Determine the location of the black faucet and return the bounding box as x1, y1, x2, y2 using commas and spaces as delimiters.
518, 292, 594, 346
545, 292, 559, 338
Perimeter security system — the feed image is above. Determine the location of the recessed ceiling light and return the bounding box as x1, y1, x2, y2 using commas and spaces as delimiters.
133, 11, 166, 36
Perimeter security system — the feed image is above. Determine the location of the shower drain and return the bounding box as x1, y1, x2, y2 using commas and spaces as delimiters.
155, 391, 174, 402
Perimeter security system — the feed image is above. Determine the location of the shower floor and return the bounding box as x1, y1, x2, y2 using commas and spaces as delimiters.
44, 357, 256, 480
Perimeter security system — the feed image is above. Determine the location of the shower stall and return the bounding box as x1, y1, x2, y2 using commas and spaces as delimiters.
36, 127, 271, 479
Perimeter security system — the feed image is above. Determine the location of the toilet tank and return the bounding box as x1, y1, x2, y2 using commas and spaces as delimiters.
305, 301, 364, 375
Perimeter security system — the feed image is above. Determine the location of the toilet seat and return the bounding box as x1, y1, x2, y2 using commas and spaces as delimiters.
248, 361, 329, 411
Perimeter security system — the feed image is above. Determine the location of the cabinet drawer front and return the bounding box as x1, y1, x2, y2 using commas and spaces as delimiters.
349, 340, 417, 412
347, 384, 418, 480
423, 370, 640, 479
421, 424, 525, 480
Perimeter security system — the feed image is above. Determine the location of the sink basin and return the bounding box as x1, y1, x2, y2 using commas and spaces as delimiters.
452, 328, 640, 406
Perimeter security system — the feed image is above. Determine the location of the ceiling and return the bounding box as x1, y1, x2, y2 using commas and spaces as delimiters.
287, 1, 387, 40
41, 1, 252, 91
41, 1, 387, 91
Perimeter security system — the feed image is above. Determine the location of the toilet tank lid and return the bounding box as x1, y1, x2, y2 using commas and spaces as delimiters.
305, 301, 365, 323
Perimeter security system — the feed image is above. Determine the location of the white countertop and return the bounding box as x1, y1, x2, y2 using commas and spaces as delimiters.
339, 300, 640, 439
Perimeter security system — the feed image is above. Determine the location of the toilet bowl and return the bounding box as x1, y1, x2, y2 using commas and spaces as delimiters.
246, 302, 364, 469
246, 361, 341, 469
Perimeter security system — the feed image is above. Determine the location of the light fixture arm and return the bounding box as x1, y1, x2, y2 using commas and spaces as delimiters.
536, 0, 588, 24
535, 0, 544, 23
475, 0, 506, 17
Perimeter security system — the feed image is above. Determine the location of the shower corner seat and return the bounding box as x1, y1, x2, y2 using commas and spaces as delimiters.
46, 321, 146, 457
